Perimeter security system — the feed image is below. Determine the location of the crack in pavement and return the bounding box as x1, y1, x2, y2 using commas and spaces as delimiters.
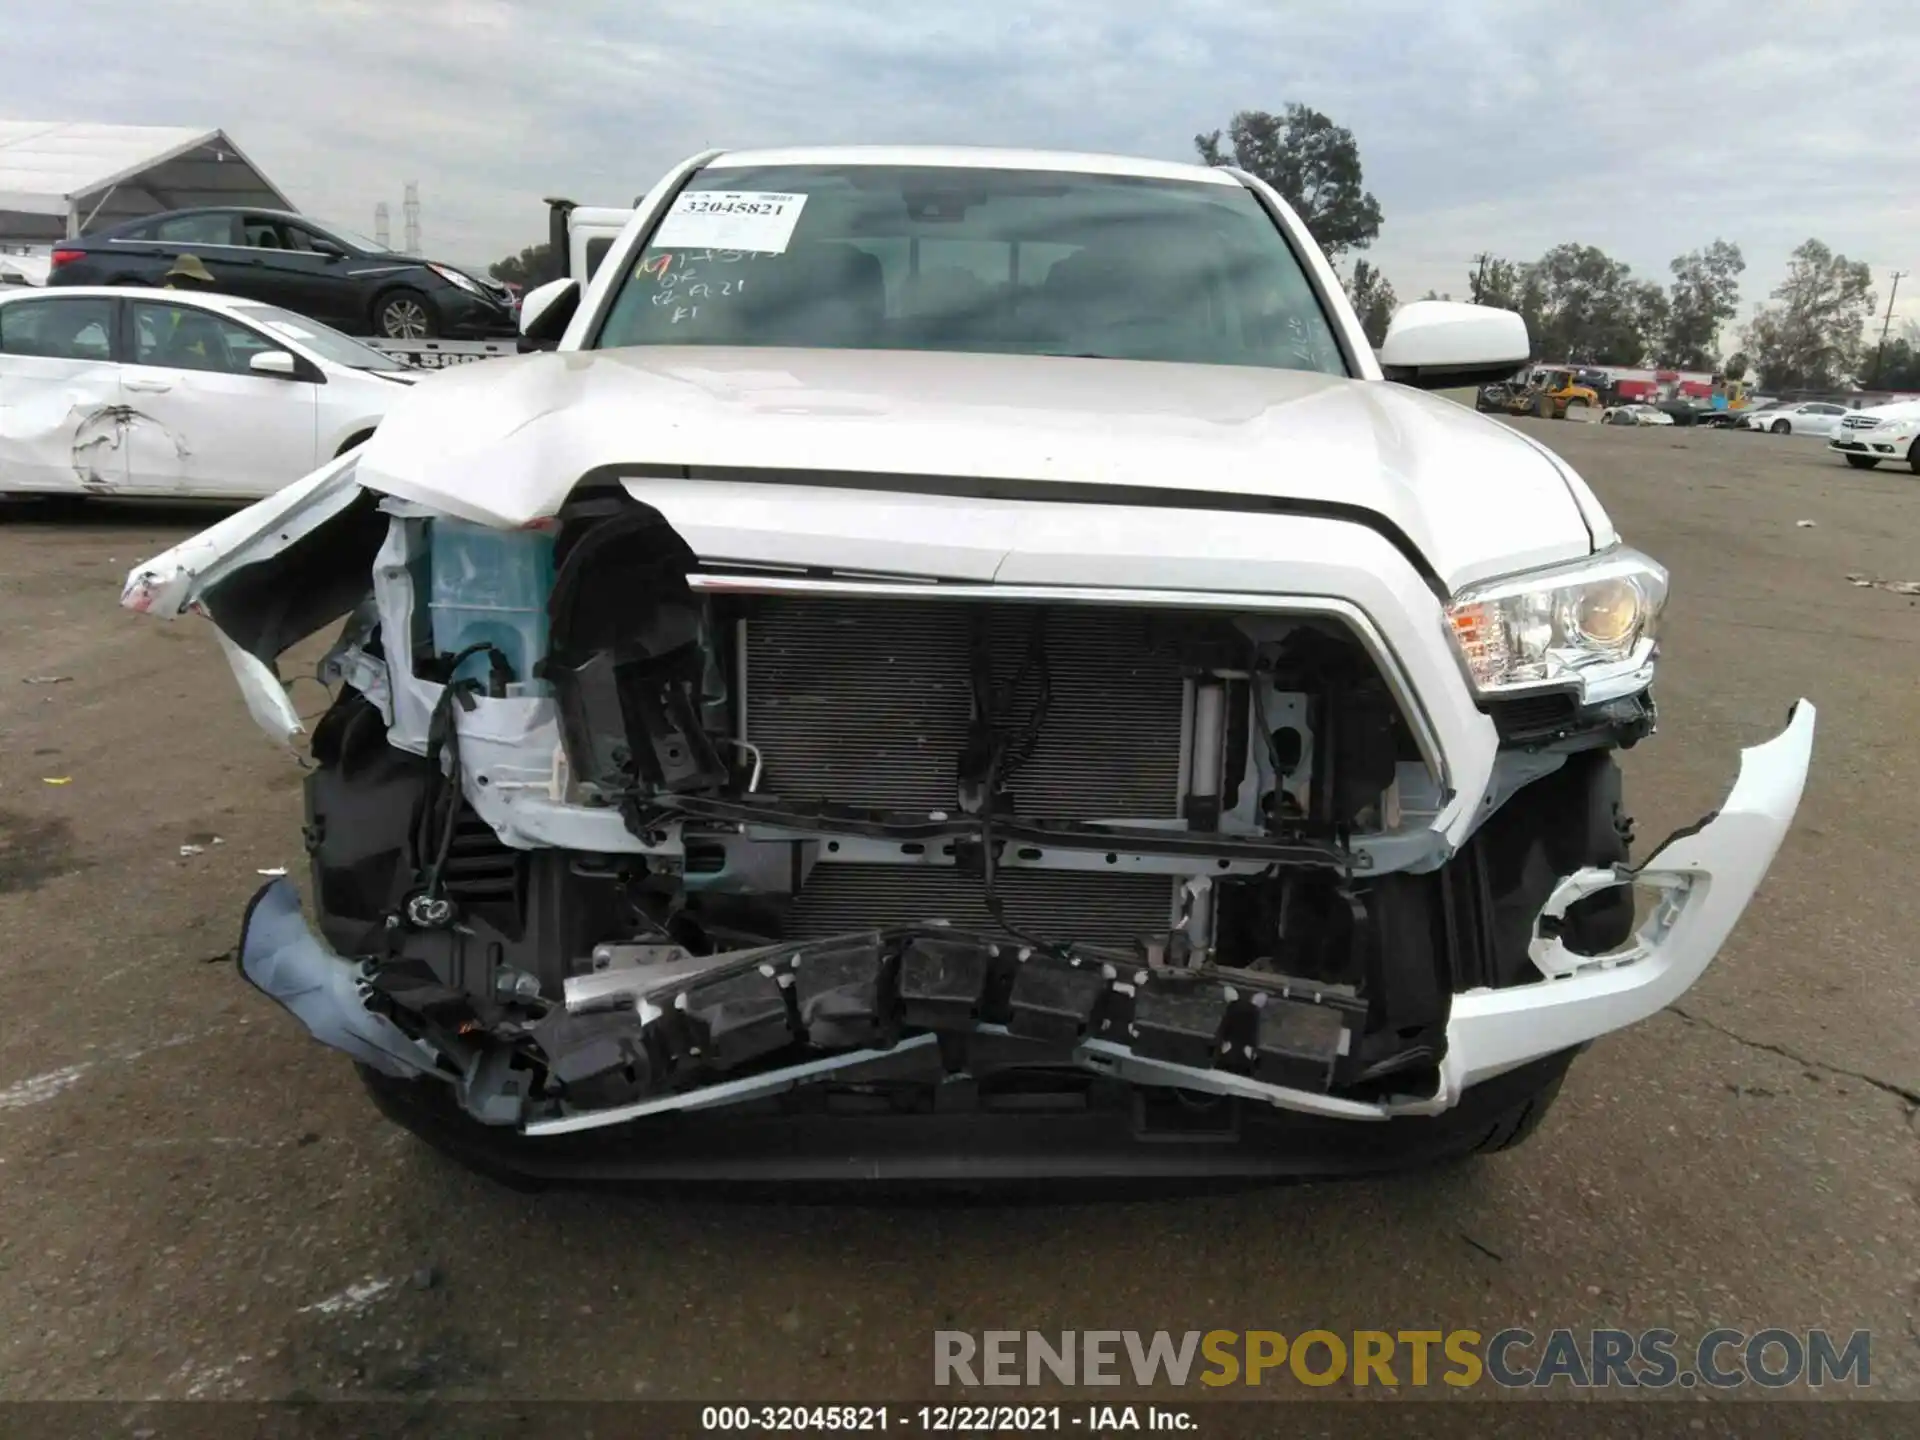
1667, 1003, 1920, 1112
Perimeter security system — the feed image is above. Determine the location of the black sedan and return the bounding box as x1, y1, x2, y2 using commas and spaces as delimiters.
45, 208, 517, 340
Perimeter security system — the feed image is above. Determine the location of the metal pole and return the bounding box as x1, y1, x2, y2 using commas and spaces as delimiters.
1868, 270, 1906, 389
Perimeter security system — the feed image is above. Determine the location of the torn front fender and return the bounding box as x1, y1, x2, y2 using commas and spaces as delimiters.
122, 454, 384, 745
213, 628, 306, 747
120, 451, 365, 619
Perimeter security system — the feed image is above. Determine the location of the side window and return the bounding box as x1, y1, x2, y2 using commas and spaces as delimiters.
240, 216, 288, 249
154, 213, 236, 246
1811, 403, 1845, 415
130, 301, 275, 376
0, 297, 116, 361
584, 237, 614, 279
280, 223, 331, 254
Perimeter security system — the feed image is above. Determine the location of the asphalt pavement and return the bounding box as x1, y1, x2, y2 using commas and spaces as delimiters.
0, 420, 1913, 1405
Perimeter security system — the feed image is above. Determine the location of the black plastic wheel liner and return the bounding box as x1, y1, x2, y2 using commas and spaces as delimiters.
354, 1048, 1580, 1198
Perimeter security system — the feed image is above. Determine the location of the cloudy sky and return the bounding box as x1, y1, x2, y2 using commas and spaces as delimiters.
9, 0, 1920, 329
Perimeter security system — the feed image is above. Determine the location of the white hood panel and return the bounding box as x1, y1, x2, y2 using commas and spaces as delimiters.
352, 347, 1598, 592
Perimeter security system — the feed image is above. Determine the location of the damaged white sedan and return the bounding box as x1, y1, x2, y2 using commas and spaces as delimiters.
1, 286, 412, 499
123, 147, 1814, 1184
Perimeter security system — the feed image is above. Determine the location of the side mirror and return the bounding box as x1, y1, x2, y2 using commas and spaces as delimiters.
1377, 301, 1530, 391
249, 349, 299, 378
518, 277, 579, 350
309, 237, 348, 260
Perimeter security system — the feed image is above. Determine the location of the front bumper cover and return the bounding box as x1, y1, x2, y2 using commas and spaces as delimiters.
235, 703, 1816, 1135
1435, 699, 1814, 1104
433, 287, 519, 338
1829, 433, 1911, 456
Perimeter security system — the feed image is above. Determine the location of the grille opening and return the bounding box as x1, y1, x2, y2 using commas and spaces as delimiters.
738, 596, 1195, 822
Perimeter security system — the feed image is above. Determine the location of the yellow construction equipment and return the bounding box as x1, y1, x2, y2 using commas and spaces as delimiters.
1501, 367, 1602, 421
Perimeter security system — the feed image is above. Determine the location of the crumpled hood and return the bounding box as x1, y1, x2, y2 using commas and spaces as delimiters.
353, 346, 1603, 591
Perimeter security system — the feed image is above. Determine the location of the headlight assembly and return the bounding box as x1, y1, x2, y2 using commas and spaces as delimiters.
1445, 546, 1667, 699
429, 263, 482, 295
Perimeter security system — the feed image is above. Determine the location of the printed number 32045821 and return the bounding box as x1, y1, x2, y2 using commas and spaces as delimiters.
681, 198, 780, 216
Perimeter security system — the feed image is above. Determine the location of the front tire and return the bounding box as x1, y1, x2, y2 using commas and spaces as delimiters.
356, 1063, 549, 1192
1467, 1068, 1568, 1155
1771, 419, 1791, 435
1909, 439, 1920, 475
1845, 454, 1880, 470
375, 288, 438, 340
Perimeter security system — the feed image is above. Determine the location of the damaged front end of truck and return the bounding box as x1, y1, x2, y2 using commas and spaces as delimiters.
124, 453, 1815, 1183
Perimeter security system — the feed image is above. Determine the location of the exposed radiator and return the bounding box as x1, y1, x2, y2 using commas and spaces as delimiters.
741, 597, 1188, 822
789, 863, 1178, 948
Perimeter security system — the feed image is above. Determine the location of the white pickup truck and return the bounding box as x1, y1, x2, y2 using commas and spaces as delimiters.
124, 143, 1814, 1187
365, 200, 634, 369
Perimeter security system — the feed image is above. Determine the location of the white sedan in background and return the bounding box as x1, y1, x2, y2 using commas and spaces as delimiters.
0, 286, 416, 499
1743, 400, 1850, 437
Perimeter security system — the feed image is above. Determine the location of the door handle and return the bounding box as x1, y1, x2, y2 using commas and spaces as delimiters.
124, 378, 172, 393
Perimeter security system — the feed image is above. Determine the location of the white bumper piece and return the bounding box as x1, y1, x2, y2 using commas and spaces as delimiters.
1432, 700, 1816, 1107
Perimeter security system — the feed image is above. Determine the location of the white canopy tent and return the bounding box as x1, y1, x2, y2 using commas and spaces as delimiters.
0, 122, 296, 246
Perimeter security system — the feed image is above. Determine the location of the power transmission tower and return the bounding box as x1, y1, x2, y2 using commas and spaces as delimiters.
1868, 270, 1907, 388
1469, 252, 1493, 305
373, 202, 390, 249
403, 181, 420, 256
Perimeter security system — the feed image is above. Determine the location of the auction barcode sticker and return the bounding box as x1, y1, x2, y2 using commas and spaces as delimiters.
651, 191, 808, 254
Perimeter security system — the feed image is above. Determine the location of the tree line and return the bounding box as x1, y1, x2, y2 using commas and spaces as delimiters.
484, 104, 1903, 393
1194, 105, 1897, 392
1443, 238, 1884, 392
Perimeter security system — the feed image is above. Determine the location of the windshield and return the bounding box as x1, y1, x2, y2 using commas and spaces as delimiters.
317, 222, 390, 254
592, 164, 1347, 374
228, 302, 409, 370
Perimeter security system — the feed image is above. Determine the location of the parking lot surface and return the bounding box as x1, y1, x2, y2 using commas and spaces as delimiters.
0, 420, 1915, 1402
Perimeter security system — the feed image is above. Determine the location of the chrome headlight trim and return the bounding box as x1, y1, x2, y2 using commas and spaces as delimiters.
1444, 545, 1668, 702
